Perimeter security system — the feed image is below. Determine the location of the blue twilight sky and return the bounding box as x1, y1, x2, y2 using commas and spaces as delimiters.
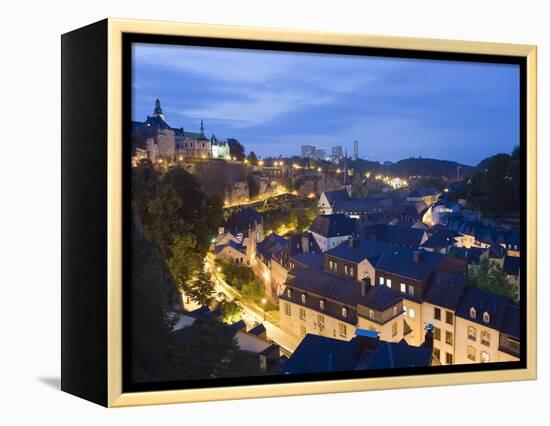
132, 43, 520, 166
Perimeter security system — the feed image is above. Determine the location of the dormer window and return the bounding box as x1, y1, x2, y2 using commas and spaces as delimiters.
392, 306, 398, 316
342, 307, 348, 318
483, 311, 490, 324
287, 289, 292, 298
470, 307, 477, 319
369, 309, 374, 319
301, 294, 307, 304
320, 300, 325, 310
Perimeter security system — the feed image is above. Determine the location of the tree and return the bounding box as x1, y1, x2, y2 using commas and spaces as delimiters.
146, 185, 184, 256
132, 159, 159, 228
167, 234, 203, 293
246, 151, 258, 166
468, 257, 515, 299
227, 138, 246, 161
186, 269, 216, 306
170, 321, 263, 380
217, 296, 242, 323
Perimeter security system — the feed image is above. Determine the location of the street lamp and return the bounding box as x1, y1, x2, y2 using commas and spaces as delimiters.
261, 298, 267, 321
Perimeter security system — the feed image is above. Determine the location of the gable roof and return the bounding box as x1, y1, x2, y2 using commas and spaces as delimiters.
424, 272, 466, 310
375, 248, 445, 282
215, 239, 245, 254
291, 251, 325, 270
455, 286, 512, 331
356, 340, 432, 370
225, 207, 262, 235
362, 224, 426, 248
421, 229, 459, 249
283, 334, 362, 374
326, 239, 396, 264
257, 233, 287, 261
322, 189, 350, 205
309, 214, 356, 238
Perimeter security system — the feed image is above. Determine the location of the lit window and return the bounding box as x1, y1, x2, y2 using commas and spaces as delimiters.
434, 307, 441, 321
339, 323, 347, 337
284, 303, 291, 316
342, 307, 348, 318
467, 345, 476, 361
481, 331, 491, 347
403, 306, 407, 316
445, 331, 453, 346
320, 300, 325, 310
408, 285, 415, 297
481, 351, 490, 363
349, 267, 354, 276
287, 289, 292, 298
369, 309, 374, 319
386, 279, 392, 288
470, 307, 476, 319
483, 311, 490, 324
329, 260, 334, 269
400, 283, 406, 293
379, 276, 384, 285
446, 311, 454, 325
344, 265, 348, 274
468, 326, 477, 341
392, 306, 397, 316
301, 294, 307, 304
409, 307, 415, 319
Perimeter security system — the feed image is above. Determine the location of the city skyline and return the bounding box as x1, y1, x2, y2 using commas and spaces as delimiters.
132, 43, 520, 166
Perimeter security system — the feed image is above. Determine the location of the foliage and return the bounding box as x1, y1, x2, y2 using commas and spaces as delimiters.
246, 174, 260, 199
186, 269, 216, 306
467, 257, 515, 299
246, 151, 258, 166
227, 138, 245, 161
448, 148, 520, 217
167, 234, 203, 293
412, 176, 447, 191
170, 321, 263, 380
217, 296, 242, 324
216, 259, 267, 305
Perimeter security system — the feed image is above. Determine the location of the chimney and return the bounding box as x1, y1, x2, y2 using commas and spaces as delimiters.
412, 250, 422, 263
348, 236, 359, 248
422, 324, 434, 349
301, 234, 310, 253
360, 276, 372, 297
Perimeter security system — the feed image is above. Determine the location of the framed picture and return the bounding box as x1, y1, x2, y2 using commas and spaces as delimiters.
61, 18, 537, 407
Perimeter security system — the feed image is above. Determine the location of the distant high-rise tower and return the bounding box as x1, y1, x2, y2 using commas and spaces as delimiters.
343, 149, 352, 196
301, 145, 316, 158
353, 140, 359, 160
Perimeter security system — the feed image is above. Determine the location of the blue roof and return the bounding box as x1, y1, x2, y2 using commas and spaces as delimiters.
375, 248, 445, 282
326, 239, 396, 263
283, 334, 360, 374
407, 188, 440, 197
362, 224, 426, 248
257, 233, 287, 261
356, 340, 432, 370
322, 189, 350, 204
215, 239, 245, 254
424, 272, 466, 310
455, 286, 512, 331
291, 251, 324, 270
309, 214, 356, 238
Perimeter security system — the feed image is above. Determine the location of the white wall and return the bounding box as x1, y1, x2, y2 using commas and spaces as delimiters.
1, 0, 547, 424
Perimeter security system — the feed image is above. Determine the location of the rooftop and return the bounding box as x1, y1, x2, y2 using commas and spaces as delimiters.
423, 272, 466, 311
309, 214, 356, 238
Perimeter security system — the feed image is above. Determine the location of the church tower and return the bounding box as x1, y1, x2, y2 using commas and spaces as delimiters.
153, 98, 164, 119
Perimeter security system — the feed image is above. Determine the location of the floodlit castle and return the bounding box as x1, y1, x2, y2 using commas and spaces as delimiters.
131, 99, 231, 164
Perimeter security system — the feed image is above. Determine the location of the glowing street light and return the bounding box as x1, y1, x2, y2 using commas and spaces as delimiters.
259, 160, 264, 166
216, 266, 222, 273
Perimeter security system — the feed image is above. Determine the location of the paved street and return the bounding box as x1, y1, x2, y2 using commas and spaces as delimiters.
204, 256, 300, 354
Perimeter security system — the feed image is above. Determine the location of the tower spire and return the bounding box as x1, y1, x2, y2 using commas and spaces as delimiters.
200, 119, 205, 135
153, 98, 164, 118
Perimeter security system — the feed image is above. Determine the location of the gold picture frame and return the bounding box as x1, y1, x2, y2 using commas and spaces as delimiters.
61, 18, 537, 407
